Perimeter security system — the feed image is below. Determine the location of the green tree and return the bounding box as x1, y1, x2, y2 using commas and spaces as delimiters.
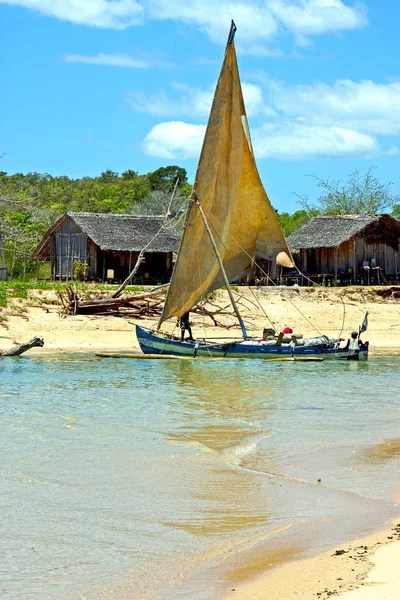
297, 167, 400, 215
147, 166, 188, 190
121, 169, 138, 180
276, 209, 318, 236
392, 204, 400, 220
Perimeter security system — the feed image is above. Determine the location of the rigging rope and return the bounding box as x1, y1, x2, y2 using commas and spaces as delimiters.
201, 204, 326, 338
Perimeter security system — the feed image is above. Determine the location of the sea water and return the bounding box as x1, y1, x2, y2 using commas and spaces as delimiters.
1, 351, 400, 600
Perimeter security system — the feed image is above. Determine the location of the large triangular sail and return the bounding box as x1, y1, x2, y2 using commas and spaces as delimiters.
158, 24, 294, 328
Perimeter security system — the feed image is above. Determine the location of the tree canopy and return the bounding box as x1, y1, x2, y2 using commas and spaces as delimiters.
297, 167, 400, 216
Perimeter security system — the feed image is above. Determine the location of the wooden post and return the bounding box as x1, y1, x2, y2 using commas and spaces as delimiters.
384, 244, 387, 276
335, 247, 338, 282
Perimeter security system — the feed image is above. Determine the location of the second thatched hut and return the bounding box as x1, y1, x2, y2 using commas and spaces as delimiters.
287, 214, 400, 285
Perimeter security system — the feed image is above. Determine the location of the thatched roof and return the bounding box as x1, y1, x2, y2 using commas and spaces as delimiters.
287, 214, 400, 253
33, 212, 181, 260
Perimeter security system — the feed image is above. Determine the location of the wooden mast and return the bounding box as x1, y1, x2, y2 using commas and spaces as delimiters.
190, 21, 248, 340
195, 198, 248, 340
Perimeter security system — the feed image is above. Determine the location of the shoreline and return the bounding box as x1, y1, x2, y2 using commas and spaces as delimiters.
1, 338, 399, 353
2, 342, 400, 354
221, 520, 400, 600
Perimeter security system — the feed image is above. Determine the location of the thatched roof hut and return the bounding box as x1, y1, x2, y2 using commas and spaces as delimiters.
287, 214, 400, 284
34, 212, 180, 261
288, 215, 400, 253
33, 212, 181, 282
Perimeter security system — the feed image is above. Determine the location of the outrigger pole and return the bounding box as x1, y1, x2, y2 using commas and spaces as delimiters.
194, 198, 248, 340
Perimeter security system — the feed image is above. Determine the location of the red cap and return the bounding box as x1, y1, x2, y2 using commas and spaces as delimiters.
282, 327, 293, 334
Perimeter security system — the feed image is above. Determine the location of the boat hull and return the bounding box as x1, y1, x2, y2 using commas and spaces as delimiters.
135, 326, 368, 361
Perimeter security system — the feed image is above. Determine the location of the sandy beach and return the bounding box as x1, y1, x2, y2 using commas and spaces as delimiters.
223, 522, 400, 600
1, 285, 399, 352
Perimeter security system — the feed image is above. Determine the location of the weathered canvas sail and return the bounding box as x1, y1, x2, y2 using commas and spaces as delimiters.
159, 32, 294, 327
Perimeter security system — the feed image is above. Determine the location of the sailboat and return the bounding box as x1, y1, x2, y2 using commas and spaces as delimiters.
136, 22, 369, 361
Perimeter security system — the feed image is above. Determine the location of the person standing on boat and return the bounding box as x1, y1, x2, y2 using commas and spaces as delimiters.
345, 331, 362, 359
346, 331, 361, 349
179, 311, 194, 342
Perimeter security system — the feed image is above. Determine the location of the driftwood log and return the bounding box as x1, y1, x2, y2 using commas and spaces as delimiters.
1, 336, 44, 356
58, 285, 169, 315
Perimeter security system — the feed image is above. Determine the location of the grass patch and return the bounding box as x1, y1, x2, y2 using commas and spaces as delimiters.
0, 291, 7, 307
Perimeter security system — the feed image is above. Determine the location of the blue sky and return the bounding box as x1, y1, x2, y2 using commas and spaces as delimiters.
1, 0, 400, 212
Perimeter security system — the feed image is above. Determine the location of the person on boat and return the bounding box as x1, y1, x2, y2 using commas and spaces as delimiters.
258, 328, 276, 342
282, 326, 293, 335
344, 331, 362, 359
179, 311, 194, 342
345, 331, 361, 349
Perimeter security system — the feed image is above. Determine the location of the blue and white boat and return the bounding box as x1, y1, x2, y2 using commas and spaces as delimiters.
136, 325, 369, 360
136, 22, 369, 362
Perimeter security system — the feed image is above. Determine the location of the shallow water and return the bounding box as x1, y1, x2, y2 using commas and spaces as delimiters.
1, 350, 400, 599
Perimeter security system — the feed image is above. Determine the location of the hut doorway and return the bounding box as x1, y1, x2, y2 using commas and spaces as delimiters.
307, 248, 317, 273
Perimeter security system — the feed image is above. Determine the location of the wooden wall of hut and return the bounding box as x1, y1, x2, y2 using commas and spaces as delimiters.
51, 219, 88, 280
297, 236, 399, 282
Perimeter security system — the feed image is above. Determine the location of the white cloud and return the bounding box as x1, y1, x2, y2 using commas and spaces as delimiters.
143, 121, 206, 159
63, 53, 152, 68
252, 123, 378, 159
146, 1, 279, 46
270, 0, 368, 42
136, 72, 400, 161
138, 76, 398, 160
146, 0, 368, 50
268, 79, 400, 135
242, 83, 277, 117
1, 0, 143, 29
386, 146, 399, 157
125, 86, 214, 118
127, 81, 273, 118
1, 0, 369, 50
143, 120, 378, 161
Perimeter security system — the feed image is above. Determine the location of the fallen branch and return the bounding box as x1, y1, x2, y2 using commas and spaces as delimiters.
1, 336, 44, 356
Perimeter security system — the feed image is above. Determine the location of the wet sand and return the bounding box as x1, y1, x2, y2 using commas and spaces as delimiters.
222, 522, 400, 600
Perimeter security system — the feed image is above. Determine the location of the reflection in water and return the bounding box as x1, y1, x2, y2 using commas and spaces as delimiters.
160, 362, 275, 538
